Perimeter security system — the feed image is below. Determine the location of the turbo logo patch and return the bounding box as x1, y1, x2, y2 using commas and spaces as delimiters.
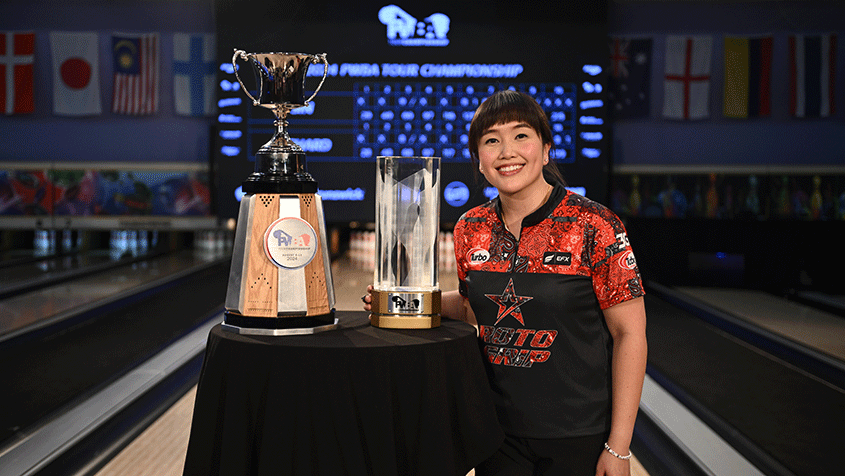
618, 250, 637, 270
467, 248, 490, 266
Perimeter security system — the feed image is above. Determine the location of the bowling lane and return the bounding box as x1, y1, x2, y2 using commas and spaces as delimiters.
790, 290, 845, 318
0, 248, 58, 269
0, 251, 131, 300
0, 249, 225, 343
675, 286, 845, 362
0, 230, 166, 300
0, 249, 230, 449
644, 286, 845, 476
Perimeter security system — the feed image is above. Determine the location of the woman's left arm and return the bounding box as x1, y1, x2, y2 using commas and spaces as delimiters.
596, 296, 648, 476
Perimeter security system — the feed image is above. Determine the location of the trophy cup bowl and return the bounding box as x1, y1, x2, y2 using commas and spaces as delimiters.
232, 50, 328, 192
224, 50, 336, 335
370, 156, 441, 329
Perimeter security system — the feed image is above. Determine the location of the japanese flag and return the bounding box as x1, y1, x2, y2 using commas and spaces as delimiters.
50, 31, 101, 116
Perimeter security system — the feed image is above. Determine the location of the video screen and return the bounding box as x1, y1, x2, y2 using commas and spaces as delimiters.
213, 0, 610, 224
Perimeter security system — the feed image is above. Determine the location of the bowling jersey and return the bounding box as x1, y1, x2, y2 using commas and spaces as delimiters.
454, 180, 644, 438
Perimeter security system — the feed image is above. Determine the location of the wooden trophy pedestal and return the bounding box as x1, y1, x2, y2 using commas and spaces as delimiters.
224, 192, 336, 336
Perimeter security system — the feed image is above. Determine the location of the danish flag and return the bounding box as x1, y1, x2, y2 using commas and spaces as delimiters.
1, 31, 35, 115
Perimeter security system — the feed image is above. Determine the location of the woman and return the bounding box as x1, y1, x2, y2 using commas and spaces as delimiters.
365, 90, 647, 476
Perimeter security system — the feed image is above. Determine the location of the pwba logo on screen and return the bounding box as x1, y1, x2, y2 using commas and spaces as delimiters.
379, 5, 450, 46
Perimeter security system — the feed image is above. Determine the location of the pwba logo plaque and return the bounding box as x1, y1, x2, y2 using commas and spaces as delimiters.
263, 217, 318, 270
387, 292, 427, 314
379, 5, 450, 46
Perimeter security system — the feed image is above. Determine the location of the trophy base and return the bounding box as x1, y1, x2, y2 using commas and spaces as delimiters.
369, 289, 441, 329
369, 313, 441, 329
224, 192, 336, 324
222, 310, 338, 336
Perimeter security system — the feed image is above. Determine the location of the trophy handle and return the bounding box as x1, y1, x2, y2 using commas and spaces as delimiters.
304, 53, 329, 106
232, 49, 261, 106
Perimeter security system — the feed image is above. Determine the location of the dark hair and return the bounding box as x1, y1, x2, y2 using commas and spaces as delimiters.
467, 89, 566, 185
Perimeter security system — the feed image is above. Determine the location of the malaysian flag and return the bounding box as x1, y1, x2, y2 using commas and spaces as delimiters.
789, 33, 837, 118
112, 32, 159, 115
663, 35, 712, 120
723, 36, 773, 118
1, 31, 35, 115
608, 37, 652, 120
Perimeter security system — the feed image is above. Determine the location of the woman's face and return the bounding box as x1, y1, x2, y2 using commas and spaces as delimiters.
477, 121, 551, 197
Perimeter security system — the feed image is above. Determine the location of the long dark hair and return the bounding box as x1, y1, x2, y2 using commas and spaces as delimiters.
467, 89, 567, 185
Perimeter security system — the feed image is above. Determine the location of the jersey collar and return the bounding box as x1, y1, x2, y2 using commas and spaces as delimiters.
494, 177, 568, 229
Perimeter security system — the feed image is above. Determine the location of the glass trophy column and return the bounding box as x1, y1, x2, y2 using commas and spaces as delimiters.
370, 156, 441, 329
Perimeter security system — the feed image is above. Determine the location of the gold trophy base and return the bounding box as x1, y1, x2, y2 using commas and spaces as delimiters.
369, 289, 441, 329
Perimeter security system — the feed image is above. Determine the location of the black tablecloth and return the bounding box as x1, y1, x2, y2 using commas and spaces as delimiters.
182, 311, 504, 476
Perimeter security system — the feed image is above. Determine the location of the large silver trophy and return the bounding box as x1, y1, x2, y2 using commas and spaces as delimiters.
370, 156, 441, 329
224, 50, 336, 335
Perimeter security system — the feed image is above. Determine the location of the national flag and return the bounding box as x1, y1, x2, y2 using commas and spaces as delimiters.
112, 32, 159, 115
663, 35, 712, 120
608, 37, 652, 120
50, 31, 102, 116
789, 33, 836, 118
723, 36, 772, 118
173, 33, 216, 116
1, 31, 35, 115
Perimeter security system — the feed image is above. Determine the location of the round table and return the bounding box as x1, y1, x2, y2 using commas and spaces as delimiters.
182, 311, 504, 476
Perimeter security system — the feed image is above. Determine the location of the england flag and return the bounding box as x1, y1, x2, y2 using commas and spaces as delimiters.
663, 35, 712, 120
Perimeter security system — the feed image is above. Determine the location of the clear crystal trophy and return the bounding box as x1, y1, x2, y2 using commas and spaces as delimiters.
224, 50, 336, 335
370, 156, 441, 329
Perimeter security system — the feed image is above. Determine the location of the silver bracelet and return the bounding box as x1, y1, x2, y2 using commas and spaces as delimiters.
604, 442, 632, 460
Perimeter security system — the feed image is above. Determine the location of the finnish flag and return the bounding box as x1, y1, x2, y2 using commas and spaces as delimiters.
173, 33, 215, 117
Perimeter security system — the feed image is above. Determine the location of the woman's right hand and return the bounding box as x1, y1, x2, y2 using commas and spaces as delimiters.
361, 284, 374, 312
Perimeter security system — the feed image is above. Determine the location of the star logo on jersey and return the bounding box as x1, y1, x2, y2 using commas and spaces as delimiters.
485, 278, 533, 326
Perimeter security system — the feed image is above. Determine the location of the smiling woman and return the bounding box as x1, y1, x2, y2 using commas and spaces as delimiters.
365, 89, 647, 476
467, 91, 563, 237
476, 121, 551, 212
468, 90, 566, 187
446, 89, 647, 476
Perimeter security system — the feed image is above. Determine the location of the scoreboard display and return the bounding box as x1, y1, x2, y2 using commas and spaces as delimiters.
213, 0, 610, 223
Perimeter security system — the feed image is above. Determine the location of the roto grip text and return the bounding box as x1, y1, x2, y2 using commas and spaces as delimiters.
479, 325, 557, 368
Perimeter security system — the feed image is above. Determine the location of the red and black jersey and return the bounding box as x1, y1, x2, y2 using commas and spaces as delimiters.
454, 180, 644, 438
